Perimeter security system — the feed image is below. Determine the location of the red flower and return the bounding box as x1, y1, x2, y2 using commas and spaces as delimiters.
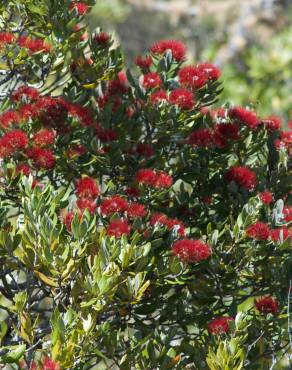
42, 357, 60, 370
62, 211, 75, 232
0, 139, 11, 158
142, 72, 162, 89
246, 222, 270, 241
150, 90, 168, 104
169, 88, 194, 110
135, 55, 153, 69
11, 86, 39, 102
178, 66, 207, 89
66, 103, 93, 126
211, 108, 227, 120
16, 163, 31, 177
135, 169, 156, 186
187, 128, 214, 147
100, 196, 128, 215
108, 74, 129, 96
0, 110, 20, 128
96, 127, 118, 142
178, 63, 220, 89
275, 131, 292, 150
30, 361, 37, 370
283, 206, 292, 223
18, 36, 51, 53
27, 148, 56, 169
3, 129, 28, 149
126, 203, 147, 218
35, 96, 58, 112
0, 130, 28, 157
172, 239, 212, 263
213, 123, 240, 148
208, 317, 234, 335
225, 166, 257, 190
154, 171, 173, 188
229, 106, 259, 130
255, 296, 279, 315
150, 213, 168, 226
76, 198, 97, 214
18, 104, 37, 121
69, 1, 89, 15
135, 169, 173, 188
150, 40, 186, 62
270, 227, 291, 243
125, 187, 140, 197
94, 31, 111, 45
0, 32, 15, 45
259, 191, 274, 205
164, 217, 186, 236
75, 176, 100, 199
107, 219, 131, 238
135, 143, 154, 157
33, 129, 56, 147
262, 115, 282, 132
198, 62, 221, 81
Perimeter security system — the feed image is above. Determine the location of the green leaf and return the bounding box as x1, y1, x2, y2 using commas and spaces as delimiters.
1, 344, 26, 363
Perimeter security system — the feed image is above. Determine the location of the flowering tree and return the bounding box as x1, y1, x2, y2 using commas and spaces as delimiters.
0, 1, 291, 369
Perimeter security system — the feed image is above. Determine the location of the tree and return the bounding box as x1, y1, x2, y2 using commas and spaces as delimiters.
0, 1, 291, 369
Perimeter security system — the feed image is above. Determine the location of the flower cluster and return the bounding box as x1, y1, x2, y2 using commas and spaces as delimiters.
33, 129, 56, 147
100, 195, 128, 215
169, 88, 194, 110
283, 206, 292, 223
246, 222, 270, 241
225, 166, 257, 190
150, 90, 168, 104
27, 148, 55, 169
0, 32, 15, 45
0, 130, 28, 158
19, 356, 60, 370
12, 86, 40, 102
259, 191, 274, 205
107, 219, 131, 238
135, 169, 173, 188
274, 130, 292, 152
228, 106, 259, 130
142, 72, 162, 89
187, 123, 240, 148
270, 226, 291, 243
93, 31, 111, 46
255, 296, 279, 315
178, 63, 221, 89
172, 239, 212, 263
208, 317, 234, 335
18, 35, 51, 53
75, 176, 100, 214
150, 213, 185, 236
246, 222, 291, 243
69, 1, 90, 16
262, 115, 282, 132
150, 39, 186, 62
135, 55, 153, 70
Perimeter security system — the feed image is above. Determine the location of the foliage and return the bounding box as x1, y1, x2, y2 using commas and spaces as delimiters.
0, 1, 291, 369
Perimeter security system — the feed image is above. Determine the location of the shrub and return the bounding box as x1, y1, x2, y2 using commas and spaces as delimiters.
0, 1, 291, 369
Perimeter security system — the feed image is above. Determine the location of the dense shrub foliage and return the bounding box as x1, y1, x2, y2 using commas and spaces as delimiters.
0, 1, 291, 369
